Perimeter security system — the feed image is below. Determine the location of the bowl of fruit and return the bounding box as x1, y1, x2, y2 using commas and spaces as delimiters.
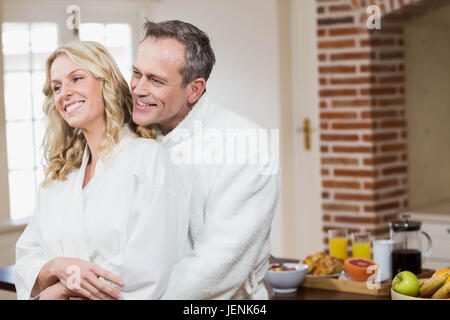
264, 263, 308, 293
391, 269, 450, 300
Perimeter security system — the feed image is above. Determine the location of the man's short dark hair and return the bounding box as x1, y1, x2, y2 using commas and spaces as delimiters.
142, 19, 216, 87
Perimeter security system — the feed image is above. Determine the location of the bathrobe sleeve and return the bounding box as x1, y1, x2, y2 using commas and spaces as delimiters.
162, 152, 281, 299
15, 188, 51, 300
105, 143, 190, 300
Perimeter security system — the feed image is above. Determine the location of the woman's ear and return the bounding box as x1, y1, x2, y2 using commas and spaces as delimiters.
187, 78, 206, 105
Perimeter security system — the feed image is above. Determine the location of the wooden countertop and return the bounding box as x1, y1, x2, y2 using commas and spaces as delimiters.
0, 262, 390, 299
0, 265, 15, 292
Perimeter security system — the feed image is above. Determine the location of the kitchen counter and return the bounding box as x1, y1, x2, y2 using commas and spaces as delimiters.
0, 263, 389, 300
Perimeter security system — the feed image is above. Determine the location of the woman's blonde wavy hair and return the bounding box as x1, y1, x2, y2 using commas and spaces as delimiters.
42, 41, 156, 186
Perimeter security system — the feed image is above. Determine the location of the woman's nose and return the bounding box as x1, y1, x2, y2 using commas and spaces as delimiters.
60, 83, 73, 98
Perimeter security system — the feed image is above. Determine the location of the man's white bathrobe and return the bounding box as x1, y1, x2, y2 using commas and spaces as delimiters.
15, 127, 190, 300
159, 94, 281, 299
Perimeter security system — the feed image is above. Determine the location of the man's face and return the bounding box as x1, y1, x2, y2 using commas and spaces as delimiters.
131, 37, 191, 134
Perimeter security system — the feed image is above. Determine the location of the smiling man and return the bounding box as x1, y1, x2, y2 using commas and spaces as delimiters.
131, 20, 280, 299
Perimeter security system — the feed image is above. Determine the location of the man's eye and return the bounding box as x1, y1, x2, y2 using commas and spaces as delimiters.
132, 70, 141, 77
151, 77, 162, 84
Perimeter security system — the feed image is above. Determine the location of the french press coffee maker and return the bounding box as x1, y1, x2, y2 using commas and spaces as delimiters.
389, 215, 432, 276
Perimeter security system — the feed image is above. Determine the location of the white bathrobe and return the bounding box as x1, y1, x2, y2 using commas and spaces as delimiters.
159, 94, 281, 300
15, 127, 190, 300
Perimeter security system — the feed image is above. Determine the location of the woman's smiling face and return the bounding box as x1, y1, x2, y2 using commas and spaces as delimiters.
50, 54, 105, 132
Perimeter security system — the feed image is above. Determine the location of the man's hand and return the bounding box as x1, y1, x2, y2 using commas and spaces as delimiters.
36, 257, 124, 300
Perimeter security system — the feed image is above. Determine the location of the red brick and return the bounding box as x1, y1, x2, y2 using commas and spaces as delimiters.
330, 77, 376, 85
318, 39, 355, 49
380, 143, 407, 152
364, 179, 398, 190
332, 99, 375, 107
332, 122, 375, 130
380, 51, 404, 60
334, 193, 377, 201
377, 98, 405, 107
379, 76, 405, 84
332, 145, 374, 153
320, 112, 358, 119
361, 87, 397, 95
334, 169, 378, 178
382, 166, 407, 175
321, 134, 359, 141
330, 52, 375, 61
335, 216, 378, 223
379, 120, 406, 129
329, 4, 353, 12
360, 38, 396, 47
323, 203, 360, 212
379, 189, 407, 199
363, 155, 398, 165
364, 202, 400, 212
360, 65, 396, 73
322, 157, 359, 165
361, 110, 397, 119
323, 180, 360, 189
328, 27, 367, 36
319, 65, 356, 74
320, 89, 358, 97
362, 132, 397, 142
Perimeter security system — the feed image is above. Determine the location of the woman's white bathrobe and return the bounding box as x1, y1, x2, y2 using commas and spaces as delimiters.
159, 94, 281, 300
15, 127, 190, 300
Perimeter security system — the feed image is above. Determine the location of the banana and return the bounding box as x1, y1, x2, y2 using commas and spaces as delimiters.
419, 272, 450, 298
431, 281, 450, 299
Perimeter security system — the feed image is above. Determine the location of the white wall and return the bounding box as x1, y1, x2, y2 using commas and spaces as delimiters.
405, 6, 450, 209
146, 0, 281, 131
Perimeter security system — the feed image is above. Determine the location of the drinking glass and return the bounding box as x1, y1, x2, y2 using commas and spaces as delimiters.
328, 229, 348, 260
351, 232, 371, 260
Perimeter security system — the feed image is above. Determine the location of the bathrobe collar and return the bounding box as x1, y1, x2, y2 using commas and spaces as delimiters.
155, 94, 214, 148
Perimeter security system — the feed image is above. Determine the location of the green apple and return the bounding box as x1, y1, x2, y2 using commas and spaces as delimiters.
392, 271, 420, 297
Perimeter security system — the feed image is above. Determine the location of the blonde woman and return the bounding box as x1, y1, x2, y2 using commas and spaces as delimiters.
14, 41, 190, 300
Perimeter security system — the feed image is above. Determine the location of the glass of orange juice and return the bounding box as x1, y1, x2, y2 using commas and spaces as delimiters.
351, 232, 371, 260
328, 229, 348, 260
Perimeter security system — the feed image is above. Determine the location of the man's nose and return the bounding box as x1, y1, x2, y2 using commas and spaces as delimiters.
133, 77, 150, 96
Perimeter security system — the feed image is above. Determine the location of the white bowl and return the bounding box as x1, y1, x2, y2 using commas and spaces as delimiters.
264, 263, 308, 293
391, 279, 449, 300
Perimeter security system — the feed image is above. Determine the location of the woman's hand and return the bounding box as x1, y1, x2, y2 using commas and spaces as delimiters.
37, 281, 82, 300
36, 257, 124, 300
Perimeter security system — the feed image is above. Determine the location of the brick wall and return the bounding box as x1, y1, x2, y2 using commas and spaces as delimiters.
316, 0, 434, 250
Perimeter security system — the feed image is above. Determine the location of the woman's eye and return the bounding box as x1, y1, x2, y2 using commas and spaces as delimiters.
73, 76, 82, 82
53, 85, 61, 92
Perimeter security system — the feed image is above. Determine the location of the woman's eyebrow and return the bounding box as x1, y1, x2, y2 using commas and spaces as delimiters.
51, 69, 86, 83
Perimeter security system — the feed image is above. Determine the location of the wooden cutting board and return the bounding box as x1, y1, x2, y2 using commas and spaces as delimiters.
302, 276, 391, 296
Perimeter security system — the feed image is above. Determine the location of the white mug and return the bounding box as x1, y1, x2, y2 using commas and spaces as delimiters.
372, 239, 396, 281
